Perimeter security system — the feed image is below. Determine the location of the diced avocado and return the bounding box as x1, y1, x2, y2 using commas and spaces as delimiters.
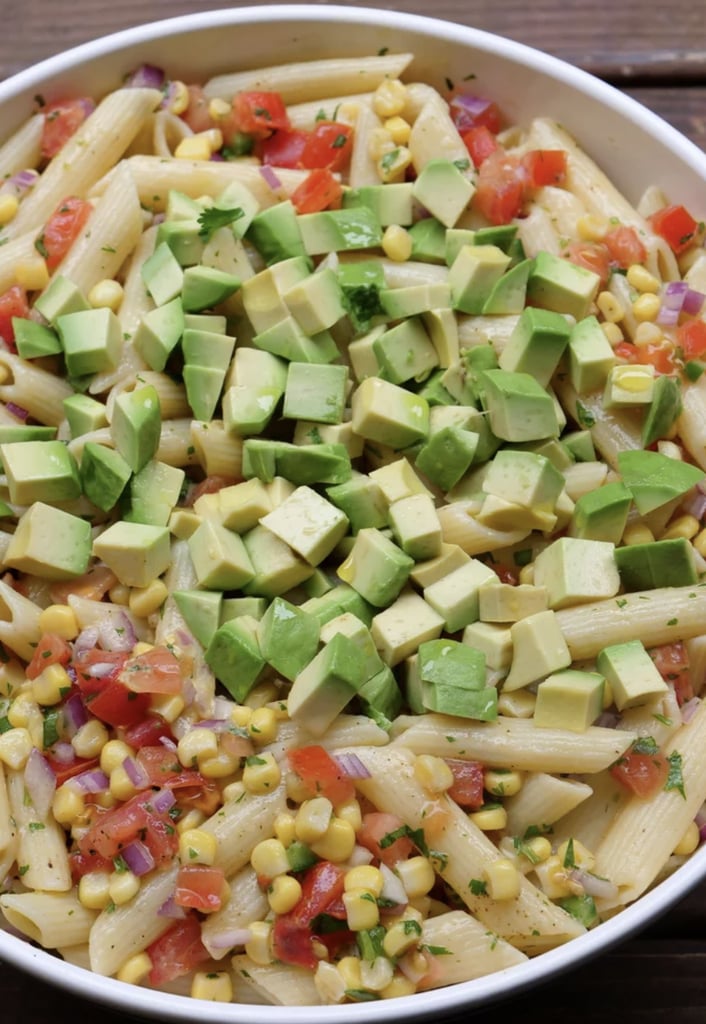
414, 425, 478, 492
0, 425, 56, 443
478, 581, 548, 623
217, 478, 272, 533
509, 437, 574, 471
526, 251, 601, 320
241, 257, 312, 333
503, 609, 572, 691
142, 242, 184, 306
358, 663, 403, 722
300, 568, 334, 600
243, 440, 351, 487
403, 654, 426, 713
63, 393, 108, 438
246, 200, 308, 265
563, 429, 596, 462
257, 596, 320, 681
569, 481, 632, 544
533, 536, 621, 609
111, 385, 161, 473
614, 536, 698, 590
371, 589, 445, 667
481, 258, 533, 315
596, 639, 668, 710
181, 328, 235, 370
223, 384, 281, 435
348, 325, 385, 382
242, 524, 314, 598
449, 245, 511, 315
372, 317, 439, 385
617, 449, 704, 514
283, 268, 346, 334
319, 612, 383, 682
56, 307, 122, 377
188, 519, 255, 590
5, 502, 91, 580
298, 207, 383, 256
80, 442, 132, 512
445, 228, 476, 268
498, 306, 571, 388
423, 681, 498, 720
124, 459, 185, 527
173, 589, 222, 648
230, 347, 287, 392
422, 308, 459, 369
462, 620, 513, 670
480, 369, 559, 442
482, 449, 564, 512
181, 266, 239, 313
416, 368, 455, 407
337, 527, 414, 607
410, 542, 470, 589
282, 362, 348, 425
260, 485, 349, 566
221, 596, 268, 623
388, 493, 442, 561
168, 509, 201, 539
183, 312, 227, 333
1, 439, 81, 505
603, 363, 655, 408
343, 182, 414, 226
351, 377, 429, 449
408, 217, 447, 264
209, 180, 261, 239
641, 375, 683, 448
379, 283, 451, 322
418, 638, 485, 689
476, 492, 557, 533
533, 670, 605, 731
423, 559, 498, 633
287, 632, 367, 735
205, 617, 266, 702
165, 189, 204, 222
326, 472, 388, 534
156, 218, 205, 266
368, 457, 431, 505
12, 318, 61, 359
412, 159, 475, 228
183, 364, 226, 421
34, 275, 90, 324
253, 316, 339, 364
92, 521, 171, 588
568, 315, 617, 394
336, 260, 385, 334
301, 584, 373, 629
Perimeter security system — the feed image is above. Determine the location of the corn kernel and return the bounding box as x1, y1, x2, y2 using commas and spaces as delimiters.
0, 658, 25, 699
373, 78, 408, 118
533, 854, 576, 898
208, 97, 232, 121
8, 693, 40, 730
230, 705, 252, 729
251, 837, 290, 879
176, 808, 206, 834
601, 321, 624, 346
380, 975, 417, 999
557, 838, 596, 871
108, 583, 130, 606
109, 764, 137, 802
377, 147, 412, 184
167, 81, 190, 116
78, 871, 112, 910
673, 820, 700, 856
632, 292, 661, 322
177, 727, 219, 768
295, 796, 333, 844
576, 214, 608, 242
360, 956, 394, 992
270, 812, 295, 849
483, 768, 524, 797
191, 970, 233, 1002
149, 692, 185, 723
336, 798, 362, 830
242, 752, 280, 794
244, 920, 274, 965
633, 321, 663, 348
344, 865, 384, 896
15, 257, 49, 290
286, 771, 312, 804
396, 855, 436, 898
311, 817, 356, 863
694, 528, 706, 559
116, 952, 152, 985
244, 681, 279, 708
596, 290, 624, 323
0, 193, 19, 226
383, 918, 422, 958
174, 130, 223, 161
88, 278, 124, 312
484, 857, 521, 900
382, 223, 413, 262
497, 689, 536, 717
199, 749, 239, 778
52, 783, 85, 825
469, 805, 507, 831
343, 887, 380, 931
662, 514, 700, 540
267, 874, 303, 914
367, 126, 395, 162
248, 706, 278, 746
626, 264, 660, 294
612, 364, 654, 394
414, 754, 454, 794
128, 579, 169, 618
38, 604, 79, 640
337, 955, 363, 991
72, 719, 109, 759
109, 869, 140, 905
99, 739, 133, 775
383, 115, 411, 145
31, 662, 72, 706
0, 726, 33, 770
521, 835, 552, 864
180, 828, 218, 866
622, 523, 655, 546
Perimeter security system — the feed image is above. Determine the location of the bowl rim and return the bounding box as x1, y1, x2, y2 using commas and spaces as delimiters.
1, 5, 706, 1021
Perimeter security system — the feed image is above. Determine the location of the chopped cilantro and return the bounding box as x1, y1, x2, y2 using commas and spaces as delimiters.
562, 837, 576, 869
197, 205, 244, 241
469, 878, 488, 896
34, 235, 48, 259
345, 990, 380, 1002
332, 133, 348, 149
421, 944, 451, 955
631, 736, 659, 756
28, 822, 45, 832
575, 400, 595, 428
665, 750, 686, 799
380, 148, 400, 173
559, 893, 598, 927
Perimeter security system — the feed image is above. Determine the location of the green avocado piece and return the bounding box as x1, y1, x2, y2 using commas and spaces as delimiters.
562, 429, 596, 462
418, 638, 485, 689
183, 364, 226, 421
283, 362, 348, 425
57, 307, 123, 377
617, 449, 704, 514
408, 217, 446, 264
5, 502, 92, 581
343, 182, 414, 226
246, 441, 352, 486
533, 669, 605, 732
205, 617, 265, 702
156, 218, 205, 267
481, 258, 534, 315
188, 519, 255, 590
287, 632, 367, 735
373, 317, 439, 385
253, 316, 339, 364
596, 639, 668, 710
422, 681, 498, 720
449, 244, 511, 314
416, 369, 455, 407
174, 589, 223, 648
257, 596, 320, 681
124, 459, 185, 527
614, 536, 698, 590
63, 393, 108, 438
414, 425, 478, 492
336, 259, 385, 334
141, 241, 184, 306
34, 275, 90, 324
338, 527, 414, 607
412, 159, 475, 228
357, 663, 403, 721
12, 318, 62, 359
568, 314, 617, 394
111, 385, 161, 473
92, 521, 171, 588
526, 250, 601, 320
181, 328, 235, 370
181, 266, 240, 313
298, 207, 383, 255
326, 472, 388, 534
498, 305, 570, 387
247, 200, 308, 265
641, 375, 683, 448
1, 439, 81, 505
480, 369, 559, 442
132, 297, 185, 372
351, 377, 430, 450
223, 384, 281, 435
80, 442, 132, 512
569, 481, 632, 544
0, 425, 56, 444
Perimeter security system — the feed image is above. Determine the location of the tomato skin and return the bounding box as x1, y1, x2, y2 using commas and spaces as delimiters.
677, 319, 706, 360
522, 149, 567, 188
271, 861, 346, 969
300, 122, 353, 172
135, 745, 221, 815
74, 648, 151, 728
562, 240, 611, 285
445, 758, 485, 809
175, 865, 227, 913
147, 915, 210, 987
231, 91, 290, 137
49, 565, 117, 604
649, 642, 694, 706
0, 286, 29, 350
41, 98, 93, 160
258, 129, 309, 168
123, 715, 174, 750
473, 152, 526, 226
37, 196, 92, 270
79, 789, 178, 866
449, 96, 502, 134
119, 646, 184, 695
357, 811, 414, 867
610, 745, 669, 798
69, 848, 113, 883
615, 339, 681, 376
648, 204, 700, 254
461, 125, 499, 167
287, 745, 355, 805
45, 751, 99, 787
603, 225, 647, 268
26, 632, 72, 680
291, 168, 343, 215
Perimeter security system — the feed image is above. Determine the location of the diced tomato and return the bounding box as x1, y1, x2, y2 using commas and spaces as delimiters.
122, 715, 174, 750
68, 848, 113, 883
603, 225, 648, 268
41, 98, 93, 160
120, 646, 184, 695
184, 474, 240, 506
175, 865, 226, 913
449, 95, 503, 134
135, 745, 221, 815
562, 240, 612, 285
610, 741, 669, 798
231, 91, 290, 138
648, 204, 701, 254
49, 565, 117, 604
147, 915, 210, 987
357, 811, 414, 867
300, 122, 353, 172
677, 319, 706, 360
461, 125, 499, 168
494, 565, 519, 585
45, 751, 99, 788
37, 196, 92, 271
181, 85, 213, 134
74, 649, 151, 728
79, 789, 178, 865
444, 758, 485, 809
258, 128, 309, 168
287, 745, 355, 806
271, 861, 346, 969
473, 151, 526, 225
522, 149, 568, 188
291, 168, 343, 215
135, 744, 183, 784
616, 338, 681, 376
26, 632, 73, 680
0, 285, 29, 350
649, 642, 694, 706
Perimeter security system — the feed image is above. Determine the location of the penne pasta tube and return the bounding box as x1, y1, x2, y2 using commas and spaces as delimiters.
502, 773, 594, 838
0, 349, 74, 426
0, 891, 97, 948
201, 783, 287, 878
419, 910, 527, 988
7, 768, 71, 892
231, 956, 321, 1005
437, 500, 531, 554
0, 113, 43, 180
200, 866, 268, 960
0, 579, 42, 661
264, 714, 389, 762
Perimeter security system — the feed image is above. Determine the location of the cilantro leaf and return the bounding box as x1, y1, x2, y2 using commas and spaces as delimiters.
665, 750, 686, 799
197, 205, 244, 240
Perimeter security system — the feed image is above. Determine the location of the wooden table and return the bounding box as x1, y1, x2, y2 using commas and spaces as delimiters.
1, 1, 706, 1021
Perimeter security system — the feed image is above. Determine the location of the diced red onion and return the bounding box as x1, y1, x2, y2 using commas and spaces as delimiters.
85, 661, 117, 678
23, 748, 56, 820
125, 63, 165, 90
684, 289, 705, 315
151, 787, 176, 814
0, 169, 38, 198
569, 868, 619, 902
259, 164, 283, 191
122, 839, 155, 877
194, 718, 230, 733
5, 402, 28, 421
212, 696, 234, 720
157, 895, 187, 919
159, 734, 178, 751
662, 281, 689, 308
122, 756, 150, 790
682, 489, 706, 521
49, 741, 76, 764
210, 152, 226, 162
160, 80, 178, 110
76, 97, 96, 119
657, 306, 680, 327
379, 862, 408, 906
71, 768, 110, 793
659, 281, 705, 323
62, 692, 88, 736
333, 752, 372, 779
206, 928, 252, 950
74, 625, 100, 657
696, 810, 706, 844
681, 697, 701, 724
448, 93, 494, 131
98, 612, 136, 653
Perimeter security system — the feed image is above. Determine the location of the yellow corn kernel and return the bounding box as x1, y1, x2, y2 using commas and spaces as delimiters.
109, 869, 140, 905
0, 193, 19, 226
596, 290, 624, 323
373, 78, 408, 118
626, 264, 660, 294
175, 130, 223, 161
191, 970, 233, 1002
273, 811, 297, 847
248, 706, 278, 746
414, 754, 454, 794
167, 81, 190, 116
673, 820, 700, 856
99, 739, 133, 775
344, 864, 384, 896
267, 874, 303, 915
72, 719, 109, 759
244, 681, 280, 708
93, 790, 117, 810
109, 764, 137, 802
176, 808, 206, 834
360, 956, 394, 992
179, 828, 218, 866
382, 223, 413, 262
336, 797, 362, 830
244, 920, 274, 965
31, 662, 72, 706
251, 837, 290, 879
208, 97, 232, 121
116, 952, 152, 985
632, 292, 661, 322
622, 522, 655, 546
483, 768, 524, 797
108, 583, 131, 606
177, 727, 219, 768
150, 692, 185, 723
694, 527, 706, 559
8, 693, 37, 727
367, 126, 395, 162
469, 805, 507, 831
38, 604, 79, 640
310, 817, 356, 863
242, 752, 281, 794
337, 955, 363, 992
662, 514, 700, 541
521, 835, 552, 864
383, 115, 411, 145
88, 278, 124, 312
484, 857, 521, 900
396, 855, 436, 898
0, 726, 32, 770
78, 871, 112, 910
52, 783, 85, 825
383, 918, 422, 958
128, 579, 169, 618
132, 641, 154, 656
557, 838, 596, 871
0, 658, 25, 699
286, 771, 313, 804
633, 321, 663, 348
15, 257, 49, 290
576, 214, 608, 242
533, 854, 576, 898
380, 975, 417, 999
230, 705, 252, 729
601, 321, 624, 346
343, 887, 380, 931
295, 796, 333, 844
377, 147, 412, 184
497, 689, 536, 717
199, 749, 239, 778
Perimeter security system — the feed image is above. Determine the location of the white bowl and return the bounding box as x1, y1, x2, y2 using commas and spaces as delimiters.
1, 6, 706, 1022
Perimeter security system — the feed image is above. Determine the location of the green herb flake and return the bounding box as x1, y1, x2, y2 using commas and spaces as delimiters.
34, 235, 49, 259
345, 990, 380, 1002
631, 736, 659, 756
575, 400, 596, 429
421, 944, 451, 955
380, 148, 401, 173
402, 919, 422, 936
667, 617, 678, 626
331, 134, 348, 149
469, 878, 488, 896
665, 750, 686, 799
28, 822, 45, 832
616, 598, 628, 609
197, 205, 244, 241
562, 837, 576, 870
18, 864, 29, 876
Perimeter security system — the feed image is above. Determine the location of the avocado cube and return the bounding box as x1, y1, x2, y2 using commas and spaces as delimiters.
603, 363, 655, 408
337, 527, 413, 607
478, 581, 549, 623
369, 458, 431, 505
293, 419, 364, 460
563, 430, 596, 463
409, 217, 447, 264
253, 316, 339, 365
181, 266, 240, 313
617, 449, 704, 515
205, 617, 265, 702
141, 242, 184, 306
422, 682, 498, 721
125, 459, 185, 527
218, 479, 273, 533
352, 377, 429, 450
596, 639, 668, 710
241, 257, 312, 333
526, 251, 600, 320
156, 217, 205, 267
503, 609, 572, 691
423, 559, 498, 633
642, 375, 683, 449
210, 180, 261, 239
533, 536, 621, 610
422, 308, 459, 369
370, 590, 445, 667
223, 385, 280, 436
188, 519, 255, 590
449, 245, 511, 315
403, 654, 426, 714
372, 317, 439, 385
287, 633, 367, 735
168, 509, 202, 540
173, 589, 223, 648
183, 364, 226, 421
297, 208, 382, 256
260, 485, 349, 566
283, 267, 346, 334
230, 349, 286, 393
92, 521, 171, 588
57, 307, 122, 377
0, 425, 56, 444
476, 493, 558, 533
568, 315, 617, 394
5, 502, 91, 581
111, 384, 161, 473
614, 537, 698, 590
482, 449, 564, 512
181, 328, 235, 371
379, 284, 451, 322
319, 612, 384, 679
414, 425, 478, 492
412, 159, 475, 228
1, 439, 81, 505
410, 542, 470, 589
165, 189, 204, 222
499, 306, 571, 388
326, 472, 388, 534
569, 481, 632, 545
462, 620, 513, 670
348, 325, 385, 382
534, 670, 605, 732
12, 318, 62, 359
481, 258, 533, 315
336, 260, 385, 334
242, 524, 314, 598
246, 200, 308, 265
343, 182, 414, 227
63, 393, 108, 438
221, 596, 268, 623
244, 441, 351, 487
257, 596, 320, 681
241, 440, 280, 483
445, 228, 476, 267
479, 369, 559, 442
418, 638, 485, 689
388, 493, 442, 562
358, 663, 403, 721
34, 275, 90, 324
282, 362, 348, 425
80, 442, 132, 512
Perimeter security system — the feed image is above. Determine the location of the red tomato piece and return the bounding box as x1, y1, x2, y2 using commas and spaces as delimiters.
79, 790, 178, 865
181, 85, 213, 134
649, 642, 694, 706
135, 745, 221, 815
135, 744, 183, 784
26, 632, 73, 680
231, 91, 290, 137
287, 745, 355, 806
357, 811, 415, 867
0, 285, 29, 350
291, 168, 343, 215
41, 98, 93, 160
175, 865, 227, 913
677, 319, 706, 360
444, 758, 485, 809
562, 240, 612, 286
610, 742, 669, 798
45, 752, 100, 788
648, 204, 700, 254
147, 915, 210, 987
271, 861, 346, 969
522, 149, 568, 188
49, 565, 117, 604
493, 565, 520, 586
74, 649, 151, 728
603, 225, 648, 268
257, 128, 308, 168
69, 848, 113, 883
37, 196, 92, 270
449, 95, 502, 134
473, 151, 527, 225
120, 646, 184, 695
461, 125, 499, 167
300, 122, 353, 172
123, 715, 175, 750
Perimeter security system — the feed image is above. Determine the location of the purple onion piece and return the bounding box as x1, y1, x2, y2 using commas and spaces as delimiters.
122, 839, 155, 877
74, 625, 100, 657
681, 489, 706, 521
683, 288, 705, 316
259, 164, 283, 191
5, 402, 28, 421
157, 895, 188, 919
334, 752, 371, 779
125, 64, 166, 90
657, 306, 680, 327
71, 768, 110, 794
62, 692, 88, 737
122, 756, 150, 790
49, 741, 76, 764
151, 787, 176, 814
98, 612, 136, 653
